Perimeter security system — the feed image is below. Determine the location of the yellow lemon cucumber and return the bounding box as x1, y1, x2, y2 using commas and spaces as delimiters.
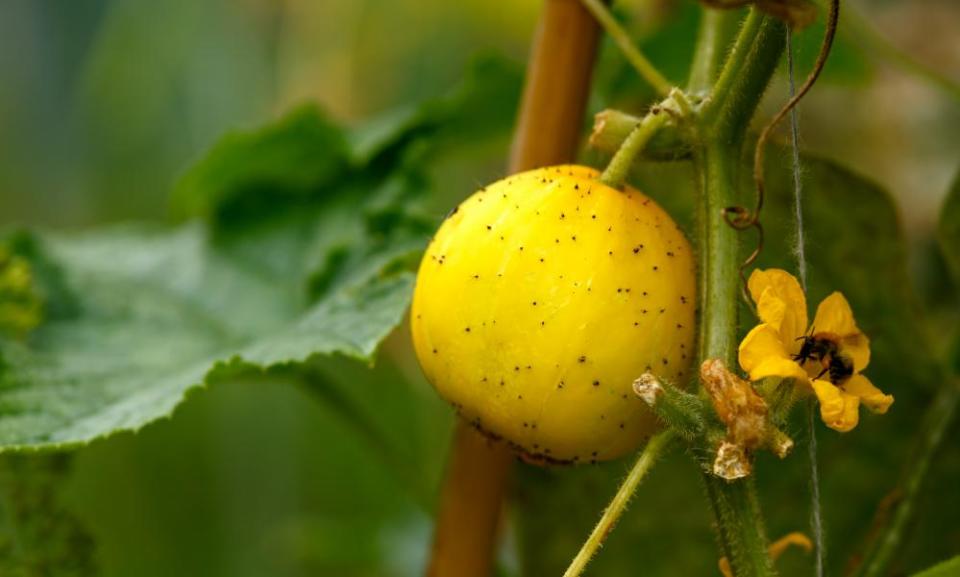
411, 165, 695, 464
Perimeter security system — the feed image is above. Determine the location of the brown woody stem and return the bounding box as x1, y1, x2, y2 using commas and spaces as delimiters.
427, 1, 605, 575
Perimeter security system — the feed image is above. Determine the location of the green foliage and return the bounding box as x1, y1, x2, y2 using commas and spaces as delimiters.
0, 53, 523, 455
912, 555, 960, 577
0, 454, 95, 577
170, 106, 351, 226
0, 247, 43, 339
939, 170, 960, 285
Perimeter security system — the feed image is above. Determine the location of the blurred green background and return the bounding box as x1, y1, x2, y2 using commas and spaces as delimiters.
0, 1, 958, 576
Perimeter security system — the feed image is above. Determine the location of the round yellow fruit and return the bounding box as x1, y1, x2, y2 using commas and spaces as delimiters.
411, 165, 696, 464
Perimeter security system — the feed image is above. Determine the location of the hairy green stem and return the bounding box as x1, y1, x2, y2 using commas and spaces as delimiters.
691, 9, 786, 577
702, 12, 787, 139
694, 137, 777, 577
562, 430, 676, 577
579, 0, 673, 96
688, 9, 740, 94
696, 142, 742, 366
855, 377, 960, 577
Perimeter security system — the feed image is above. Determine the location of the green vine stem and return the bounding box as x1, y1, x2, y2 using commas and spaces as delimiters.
599, 109, 670, 188
854, 376, 960, 577
579, 0, 673, 96
688, 8, 740, 94
562, 430, 676, 577
691, 10, 786, 577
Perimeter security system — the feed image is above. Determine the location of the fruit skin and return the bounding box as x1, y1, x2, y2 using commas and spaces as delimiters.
411, 165, 696, 464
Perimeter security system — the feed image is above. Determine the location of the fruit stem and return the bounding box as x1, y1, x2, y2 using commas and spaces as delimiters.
561, 430, 676, 577
579, 0, 673, 97
599, 109, 669, 189
427, 423, 514, 577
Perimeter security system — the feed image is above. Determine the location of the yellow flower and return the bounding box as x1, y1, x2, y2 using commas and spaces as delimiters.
737, 269, 893, 432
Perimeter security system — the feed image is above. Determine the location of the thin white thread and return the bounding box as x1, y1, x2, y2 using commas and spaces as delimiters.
787, 29, 824, 577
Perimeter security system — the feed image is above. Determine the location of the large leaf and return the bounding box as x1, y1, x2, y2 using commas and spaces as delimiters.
0, 52, 526, 454
0, 111, 426, 452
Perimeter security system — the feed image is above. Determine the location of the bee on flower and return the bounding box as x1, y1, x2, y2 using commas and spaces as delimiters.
738, 268, 893, 432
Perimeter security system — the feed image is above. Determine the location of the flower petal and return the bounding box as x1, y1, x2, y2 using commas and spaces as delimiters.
843, 374, 893, 414
739, 324, 808, 381
839, 333, 871, 372
748, 269, 808, 343
811, 379, 860, 432
812, 292, 858, 336
756, 287, 787, 333
812, 292, 870, 371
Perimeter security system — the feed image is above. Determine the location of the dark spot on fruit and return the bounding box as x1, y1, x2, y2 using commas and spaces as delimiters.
465, 327, 471, 332
591, 214, 597, 220
432, 348, 438, 354
486, 225, 492, 230
578, 355, 587, 363
653, 265, 659, 271
619, 422, 625, 429
515, 366, 520, 372
593, 380, 600, 387
667, 251, 675, 257
676, 323, 683, 329
662, 358, 669, 365
532, 301, 537, 306
633, 247, 640, 254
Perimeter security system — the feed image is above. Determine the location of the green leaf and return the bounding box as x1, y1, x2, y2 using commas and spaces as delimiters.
0, 221, 417, 451
0, 50, 528, 454
912, 555, 960, 577
0, 454, 96, 577
0, 108, 430, 452
170, 105, 351, 226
